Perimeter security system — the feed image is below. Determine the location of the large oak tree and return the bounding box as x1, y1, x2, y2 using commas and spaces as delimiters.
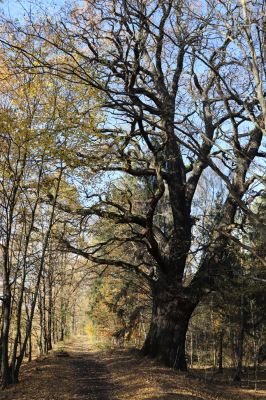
1, 0, 265, 370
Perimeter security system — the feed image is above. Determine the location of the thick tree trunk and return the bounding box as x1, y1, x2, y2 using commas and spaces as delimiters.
142, 287, 196, 370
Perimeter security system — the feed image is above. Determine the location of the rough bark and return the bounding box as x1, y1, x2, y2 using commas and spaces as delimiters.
142, 285, 197, 370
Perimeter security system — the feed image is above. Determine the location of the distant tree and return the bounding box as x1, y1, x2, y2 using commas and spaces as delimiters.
87, 269, 150, 346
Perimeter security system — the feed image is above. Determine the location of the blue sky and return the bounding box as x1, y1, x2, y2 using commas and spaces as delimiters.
1, 0, 67, 19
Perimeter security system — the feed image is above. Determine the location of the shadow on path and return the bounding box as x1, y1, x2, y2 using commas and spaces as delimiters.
72, 351, 117, 400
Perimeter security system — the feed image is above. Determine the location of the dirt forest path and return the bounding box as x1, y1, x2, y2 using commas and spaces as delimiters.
1, 336, 265, 400
1, 337, 115, 400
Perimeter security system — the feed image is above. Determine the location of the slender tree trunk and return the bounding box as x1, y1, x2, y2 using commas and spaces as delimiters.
190, 332, 193, 368
210, 302, 217, 370
9, 156, 43, 384
47, 279, 53, 351
38, 292, 44, 356
71, 304, 76, 337
1, 244, 12, 387
10, 267, 26, 383
13, 169, 63, 382
218, 329, 224, 373
53, 315, 57, 343
234, 294, 245, 381
60, 327, 65, 342
42, 278, 48, 354
1, 283, 11, 388
195, 334, 200, 364
28, 334, 32, 363
60, 298, 66, 342
142, 286, 196, 370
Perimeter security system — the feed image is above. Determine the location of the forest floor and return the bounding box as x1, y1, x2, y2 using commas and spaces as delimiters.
1, 336, 265, 400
